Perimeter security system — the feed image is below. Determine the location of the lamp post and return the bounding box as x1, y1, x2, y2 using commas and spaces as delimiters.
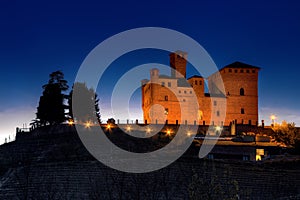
270, 115, 276, 127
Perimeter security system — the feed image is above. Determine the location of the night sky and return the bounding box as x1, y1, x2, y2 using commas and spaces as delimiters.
0, 0, 300, 143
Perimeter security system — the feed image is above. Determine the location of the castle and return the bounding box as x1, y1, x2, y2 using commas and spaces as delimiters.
141, 51, 260, 126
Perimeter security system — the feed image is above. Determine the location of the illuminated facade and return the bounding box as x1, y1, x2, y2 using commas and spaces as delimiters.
141, 51, 260, 126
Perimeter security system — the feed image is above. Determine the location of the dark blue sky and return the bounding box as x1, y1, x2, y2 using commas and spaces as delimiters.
0, 0, 300, 141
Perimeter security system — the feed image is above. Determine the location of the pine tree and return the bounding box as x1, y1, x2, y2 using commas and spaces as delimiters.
36, 71, 69, 125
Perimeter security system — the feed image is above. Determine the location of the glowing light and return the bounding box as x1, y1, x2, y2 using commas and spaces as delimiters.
256, 149, 264, 161
126, 126, 131, 132
215, 126, 222, 131
107, 124, 111, 129
146, 128, 151, 134
187, 131, 191, 136
68, 119, 74, 126
85, 121, 91, 128
270, 114, 276, 125
166, 129, 171, 136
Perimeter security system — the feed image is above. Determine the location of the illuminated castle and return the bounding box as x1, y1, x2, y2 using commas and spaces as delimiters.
141, 51, 260, 126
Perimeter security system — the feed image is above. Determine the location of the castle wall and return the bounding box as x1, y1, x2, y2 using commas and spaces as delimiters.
208, 67, 259, 125
142, 53, 260, 127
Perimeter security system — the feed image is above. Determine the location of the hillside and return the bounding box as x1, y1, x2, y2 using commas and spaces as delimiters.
0, 125, 299, 199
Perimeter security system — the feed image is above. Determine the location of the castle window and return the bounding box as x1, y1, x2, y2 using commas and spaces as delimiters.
168, 82, 171, 87
183, 99, 186, 102
214, 101, 217, 106
161, 82, 165, 87
217, 111, 220, 116
246, 69, 250, 73
164, 108, 169, 115
252, 70, 256, 73
165, 95, 168, 101
240, 69, 244, 73
184, 90, 187, 94
241, 108, 245, 114
240, 88, 245, 96
190, 91, 192, 94
229, 69, 232, 72
234, 69, 238, 73
198, 110, 203, 120
200, 80, 202, 85
179, 90, 181, 93
195, 80, 198, 85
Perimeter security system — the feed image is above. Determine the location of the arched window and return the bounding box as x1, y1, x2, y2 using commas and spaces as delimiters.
240, 88, 245, 96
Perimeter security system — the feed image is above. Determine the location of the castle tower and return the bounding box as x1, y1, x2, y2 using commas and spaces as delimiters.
208, 62, 260, 125
188, 75, 205, 97
150, 68, 159, 83
169, 51, 187, 78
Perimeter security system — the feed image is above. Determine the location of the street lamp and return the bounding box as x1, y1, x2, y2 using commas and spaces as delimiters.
270, 115, 276, 126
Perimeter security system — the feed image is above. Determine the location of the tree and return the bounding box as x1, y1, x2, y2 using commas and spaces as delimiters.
36, 71, 69, 125
68, 82, 101, 124
272, 121, 300, 147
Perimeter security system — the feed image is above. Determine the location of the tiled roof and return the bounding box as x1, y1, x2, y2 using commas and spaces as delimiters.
159, 75, 174, 79
220, 61, 260, 71
177, 78, 191, 87
188, 75, 203, 79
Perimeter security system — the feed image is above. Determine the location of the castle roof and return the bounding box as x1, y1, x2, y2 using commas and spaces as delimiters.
188, 75, 203, 79
159, 75, 174, 79
177, 78, 191, 87
220, 61, 260, 71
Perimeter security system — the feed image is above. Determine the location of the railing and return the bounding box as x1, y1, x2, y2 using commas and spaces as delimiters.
16, 127, 32, 133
